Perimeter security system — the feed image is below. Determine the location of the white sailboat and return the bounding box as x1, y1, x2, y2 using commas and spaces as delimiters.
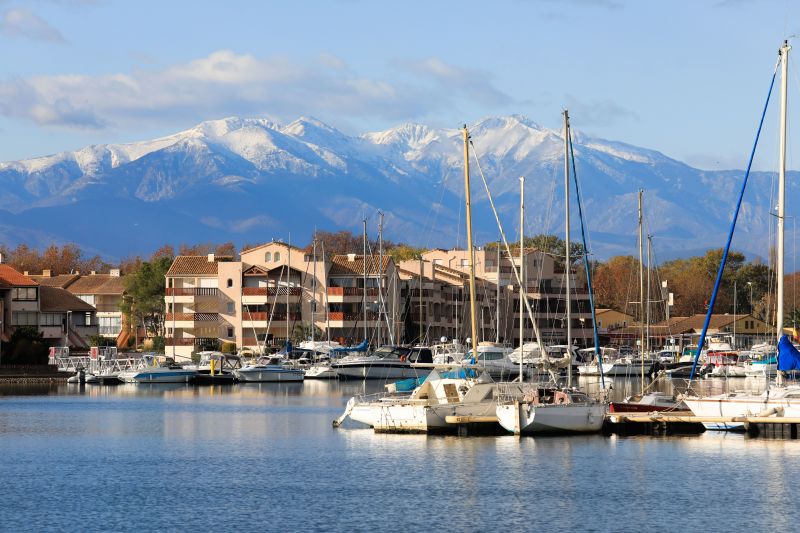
684, 40, 800, 429
496, 110, 606, 435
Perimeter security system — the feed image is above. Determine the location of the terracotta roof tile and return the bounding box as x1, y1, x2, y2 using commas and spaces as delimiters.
29, 274, 80, 288
167, 256, 220, 276
39, 286, 95, 312
67, 274, 125, 295
0, 265, 38, 287
329, 255, 392, 276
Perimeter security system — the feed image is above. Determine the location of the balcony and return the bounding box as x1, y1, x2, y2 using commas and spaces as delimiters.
165, 337, 219, 347
242, 312, 302, 322
165, 288, 218, 297
165, 313, 220, 323
242, 287, 302, 296
327, 287, 383, 297
328, 311, 380, 322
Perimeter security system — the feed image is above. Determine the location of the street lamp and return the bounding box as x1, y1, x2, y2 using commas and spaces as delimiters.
747, 281, 753, 314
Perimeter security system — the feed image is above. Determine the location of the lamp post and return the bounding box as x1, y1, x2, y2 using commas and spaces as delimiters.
747, 281, 753, 314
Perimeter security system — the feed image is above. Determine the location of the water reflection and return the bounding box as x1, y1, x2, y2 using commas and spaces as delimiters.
1, 378, 800, 531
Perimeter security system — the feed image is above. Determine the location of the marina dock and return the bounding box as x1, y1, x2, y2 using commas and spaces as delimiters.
441, 412, 800, 439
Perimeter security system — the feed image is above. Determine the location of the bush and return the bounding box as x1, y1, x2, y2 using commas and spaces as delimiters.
141, 339, 154, 351
221, 342, 236, 354
88, 335, 115, 347
126, 336, 135, 348
152, 336, 165, 354
2, 327, 49, 365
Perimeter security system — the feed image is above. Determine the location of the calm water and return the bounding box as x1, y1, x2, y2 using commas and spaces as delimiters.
0, 377, 797, 532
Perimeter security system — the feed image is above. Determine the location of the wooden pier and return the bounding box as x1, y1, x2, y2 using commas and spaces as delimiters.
441, 412, 800, 439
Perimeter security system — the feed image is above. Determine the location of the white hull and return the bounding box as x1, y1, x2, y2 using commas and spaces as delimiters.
496, 402, 606, 434
684, 393, 800, 430
709, 365, 747, 378
119, 369, 197, 383
304, 365, 337, 379
333, 363, 428, 381
234, 367, 304, 382
349, 398, 497, 432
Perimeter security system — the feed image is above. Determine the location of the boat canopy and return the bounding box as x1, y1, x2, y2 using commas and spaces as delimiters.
331, 340, 369, 353
777, 335, 800, 371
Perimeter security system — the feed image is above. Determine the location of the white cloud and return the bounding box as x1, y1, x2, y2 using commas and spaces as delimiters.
0, 50, 513, 130
1, 8, 64, 42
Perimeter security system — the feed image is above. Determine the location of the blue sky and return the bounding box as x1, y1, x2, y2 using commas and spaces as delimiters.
1, 0, 799, 170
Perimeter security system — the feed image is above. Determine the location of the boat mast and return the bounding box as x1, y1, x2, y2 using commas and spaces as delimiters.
520, 176, 525, 382
312, 232, 316, 348
638, 190, 645, 392
646, 234, 652, 356
363, 218, 367, 343
496, 241, 500, 343
777, 40, 790, 345
323, 241, 330, 344
287, 240, 291, 345
463, 126, 480, 361
563, 110, 572, 388
378, 213, 383, 347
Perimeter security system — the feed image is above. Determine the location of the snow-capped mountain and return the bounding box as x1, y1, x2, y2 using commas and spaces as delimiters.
0, 115, 789, 259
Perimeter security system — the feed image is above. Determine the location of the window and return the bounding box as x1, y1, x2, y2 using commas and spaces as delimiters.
11, 287, 36, 301
226, 278, 233, 288
78, 294, 95, 306
98, 316, 121, 335
485, 260, 495, 267
85, 312, 92, 326
265, 252, 272, 262
227, 327, 234, 338
274, 252, 281, 262
460, 259, 468, 267
433, 259, 443, 265
227, 302, 235, 314
11, 311, 38, 326
40, 313, 64, 326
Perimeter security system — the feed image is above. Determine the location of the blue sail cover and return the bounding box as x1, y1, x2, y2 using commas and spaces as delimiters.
777, 335, 800, 371
331, 339, 369, 353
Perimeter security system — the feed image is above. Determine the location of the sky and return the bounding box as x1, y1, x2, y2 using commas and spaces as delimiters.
1, 0, 800, 170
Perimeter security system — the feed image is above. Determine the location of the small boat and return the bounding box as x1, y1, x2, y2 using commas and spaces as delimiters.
462, 342, 525, 381
609, 392, 687, 413
118, 354, 197, 383
85, 370, 122, 385
194, 352, 242, 384
496, 387, 606, 435
233, 356, 304, 382
331, 345, 430, 381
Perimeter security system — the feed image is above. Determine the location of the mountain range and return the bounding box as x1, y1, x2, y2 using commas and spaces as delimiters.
0, 114, 788, 262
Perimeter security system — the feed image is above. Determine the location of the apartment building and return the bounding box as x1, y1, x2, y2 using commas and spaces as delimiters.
164, 243, 401, 359
0, 264, 98, 348
421, 247, 594, 346
31, 269, 125, 341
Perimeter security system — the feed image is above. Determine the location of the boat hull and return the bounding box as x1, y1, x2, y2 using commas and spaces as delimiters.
350, 399, 497, 433
304, 365, 338, 379
122, 370, 197, 383
496, 402, 606, 434
233, 367, 304, 382
332, 363, 429, 381
684, 395, 800, 430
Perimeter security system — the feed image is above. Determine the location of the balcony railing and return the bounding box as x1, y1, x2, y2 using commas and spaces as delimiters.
327, 287, 382, 296
165, 313, 220, 322
242, 312, 302, 322
242, 287, 302, 296
165, 337, 220, 347
165, 288, 218, 297
328, 312, 380, 321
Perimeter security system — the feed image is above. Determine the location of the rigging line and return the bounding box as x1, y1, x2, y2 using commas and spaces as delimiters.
469, 139, 546, 352
568, 125, 605, 388
688, 64, 779, 384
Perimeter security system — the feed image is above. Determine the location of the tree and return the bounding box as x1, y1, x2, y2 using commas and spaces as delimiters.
120, 256, 173, 340
3, 327, 49, 365
388, 244, 427, 263
485, 234, 584, 269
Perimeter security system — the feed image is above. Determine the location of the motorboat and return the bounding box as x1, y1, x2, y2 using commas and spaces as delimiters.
118, 354, 197, 383
609, 392, 687, 413
337, 370, 524, 433
496, 386, 606, 434
194, 352, 242, 384
462, 342, 525, 381
707, 352, 749, 378
331, 345, 430, 380
430, 340, 466, 364
233, 356, 304, 382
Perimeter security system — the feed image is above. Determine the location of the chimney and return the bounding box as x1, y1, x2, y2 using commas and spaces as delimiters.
43, 269, 51, 277
110, 269, 120, 277
90, 270, 96, 275
347, 253, 356, 262
0, 252, 3, 264
23, 271, 28, 275
207, 253, 215, 262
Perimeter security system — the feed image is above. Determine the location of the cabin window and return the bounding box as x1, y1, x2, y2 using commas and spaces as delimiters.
227, 278, 233, 288
265, 252, 272, 262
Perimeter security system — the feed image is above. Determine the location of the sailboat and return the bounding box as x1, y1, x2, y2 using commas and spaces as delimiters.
495, 110, 606, 435
334, 125, 523, 432
683, 40, 800, 429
